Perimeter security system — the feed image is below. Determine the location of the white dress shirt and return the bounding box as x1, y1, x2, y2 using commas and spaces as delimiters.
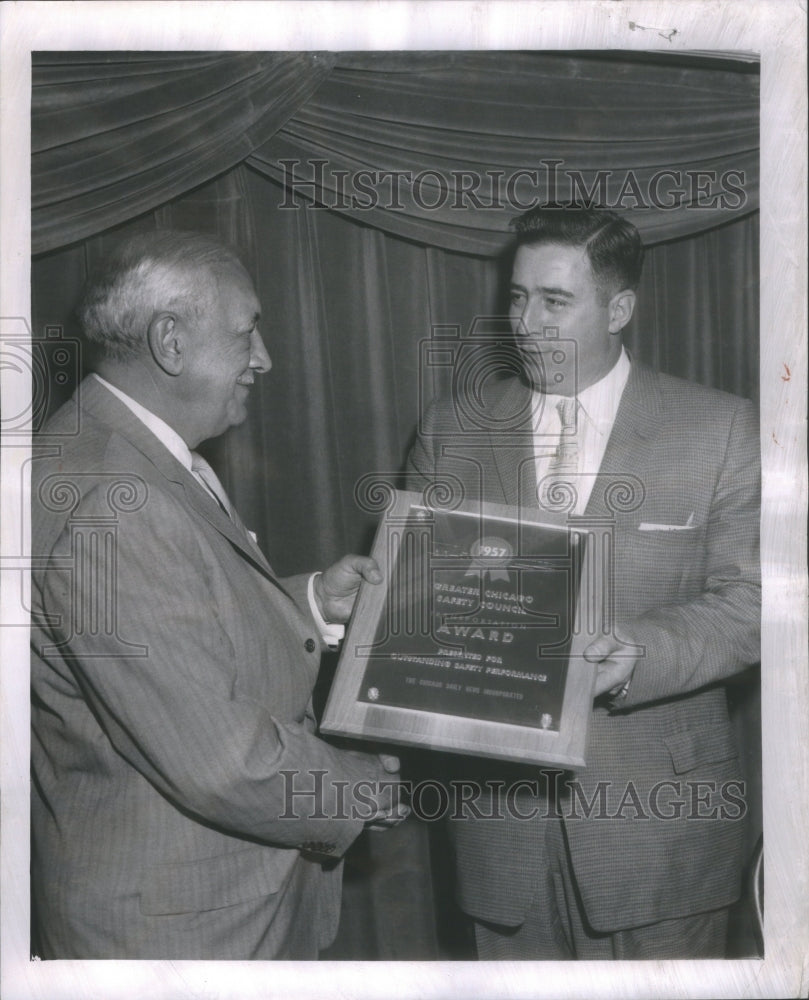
532, 348, 631, 515
92, 373, 343, 647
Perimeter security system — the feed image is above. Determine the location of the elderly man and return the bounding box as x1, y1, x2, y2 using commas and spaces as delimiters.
407, 206, 760, 959
30, 229, 404, 960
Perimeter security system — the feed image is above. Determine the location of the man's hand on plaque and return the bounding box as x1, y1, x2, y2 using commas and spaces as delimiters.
365, 754, 411, 831
584, 629, 639, 701
314, 555, 383, 624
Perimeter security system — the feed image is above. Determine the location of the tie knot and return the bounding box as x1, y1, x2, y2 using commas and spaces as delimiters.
190, 453, 232, 517
556, 397, 577, 431
190, 452, 212, 475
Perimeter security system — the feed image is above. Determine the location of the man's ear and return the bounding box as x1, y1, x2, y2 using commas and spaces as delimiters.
147, 313, 184, 375
608, 289, 636, 334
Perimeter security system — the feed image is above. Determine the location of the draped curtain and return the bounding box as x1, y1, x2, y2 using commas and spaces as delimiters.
32, 51, 336, 253
30, 50, 761, 959
251, 51, 759, 252
33, 51, 759, 256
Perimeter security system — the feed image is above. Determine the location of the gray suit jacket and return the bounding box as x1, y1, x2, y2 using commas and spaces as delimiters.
30, 377, 386, 959
407, 359, 760, 931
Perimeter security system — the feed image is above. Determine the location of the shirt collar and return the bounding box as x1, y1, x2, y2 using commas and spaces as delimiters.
534, 347, 631, 432
576, 347, 631, 428
91, 372, 194, 472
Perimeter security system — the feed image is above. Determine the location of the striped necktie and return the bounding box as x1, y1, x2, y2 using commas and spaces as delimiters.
190, 452, 263, 555
539, 397, 579, 509
190, 453, 234, 518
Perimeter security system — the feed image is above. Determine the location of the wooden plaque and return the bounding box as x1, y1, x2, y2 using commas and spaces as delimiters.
321, 490, 603, 767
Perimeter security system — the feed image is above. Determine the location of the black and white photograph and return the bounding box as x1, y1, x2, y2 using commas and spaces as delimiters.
1, 3, 806, 999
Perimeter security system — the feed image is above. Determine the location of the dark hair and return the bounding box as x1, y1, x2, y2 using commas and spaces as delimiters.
511, 206, 644, 300
77, 229, 247, 362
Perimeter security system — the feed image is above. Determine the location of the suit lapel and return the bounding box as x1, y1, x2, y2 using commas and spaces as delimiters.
481, 364, 665, 509
80, 378, 281, 584
584, 360, 664, 519
179, 477, 280, 580
479, 363, 664, 517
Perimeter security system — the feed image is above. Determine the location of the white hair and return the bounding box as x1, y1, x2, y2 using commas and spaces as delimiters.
77, 230, 246, 362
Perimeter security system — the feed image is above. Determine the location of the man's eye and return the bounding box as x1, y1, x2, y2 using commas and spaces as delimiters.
545, 298, 566, 310
509, 292, 525, 307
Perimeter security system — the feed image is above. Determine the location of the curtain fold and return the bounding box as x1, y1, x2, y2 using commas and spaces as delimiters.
32, 51, 759, 257
625, 215, 759, 401
31, 51, 336, 254
248, 51, 759, 253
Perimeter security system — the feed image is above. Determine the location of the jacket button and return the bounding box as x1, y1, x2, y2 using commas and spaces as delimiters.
304, 638, 317, 653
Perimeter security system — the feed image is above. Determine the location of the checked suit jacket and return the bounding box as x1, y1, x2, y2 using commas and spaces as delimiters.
30, 376, 389, 959
406, 357, 760, 933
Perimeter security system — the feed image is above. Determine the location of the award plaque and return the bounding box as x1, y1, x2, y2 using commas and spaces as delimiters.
321, 490, 603, 767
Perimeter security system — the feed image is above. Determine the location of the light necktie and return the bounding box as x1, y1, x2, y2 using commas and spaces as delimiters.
190, 453, 234, 519
191, 451, 263, 555
190, 452, 264, 554
539, 397, 579, 508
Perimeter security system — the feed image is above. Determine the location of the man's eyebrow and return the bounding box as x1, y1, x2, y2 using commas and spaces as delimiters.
238, 312, 261, 332
509, 282, 575, 299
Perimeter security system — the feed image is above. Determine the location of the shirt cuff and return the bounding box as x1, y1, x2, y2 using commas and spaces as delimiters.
608, 673, 633, 709
307, 573, 345, 651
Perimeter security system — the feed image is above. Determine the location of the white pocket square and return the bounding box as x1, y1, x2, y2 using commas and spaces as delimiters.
638, 514, 696, 532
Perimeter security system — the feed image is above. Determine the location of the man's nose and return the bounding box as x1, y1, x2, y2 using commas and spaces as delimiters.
510, 298, 537, 337
250, 329, 272, 373
515, 302, 558, 340
519, 300, 547, 336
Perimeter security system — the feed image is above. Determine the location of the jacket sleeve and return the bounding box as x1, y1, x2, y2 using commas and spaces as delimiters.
33, 483, 393, 857
405, 396, 445, 491
619, 398, 761, 706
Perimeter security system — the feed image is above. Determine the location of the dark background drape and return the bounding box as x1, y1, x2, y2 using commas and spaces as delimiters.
30, 50, 761, 959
